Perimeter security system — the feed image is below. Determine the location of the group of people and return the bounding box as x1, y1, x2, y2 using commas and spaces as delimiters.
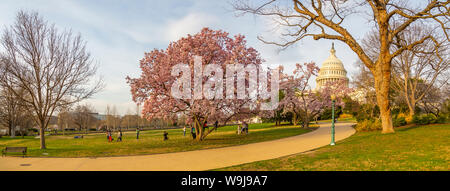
103, 120, 248, 143
106, 129, 122, 142
237, 121, 249, 135
105, 127, 144, 142
182, 120, 220, 140
181, 120, 250, 139
105, 128, 172, 142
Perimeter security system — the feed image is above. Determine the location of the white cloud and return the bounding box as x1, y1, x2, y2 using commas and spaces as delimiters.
164, 12, 218, 42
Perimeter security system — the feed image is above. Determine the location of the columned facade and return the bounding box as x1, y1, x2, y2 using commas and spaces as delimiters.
316, 43, 349, 90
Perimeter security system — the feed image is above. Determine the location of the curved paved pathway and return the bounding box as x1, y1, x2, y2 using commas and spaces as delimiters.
0, 122, 355, 171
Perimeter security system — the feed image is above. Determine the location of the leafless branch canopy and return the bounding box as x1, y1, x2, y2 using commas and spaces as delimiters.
0, 11, 104, 136
232, 0, 449, 69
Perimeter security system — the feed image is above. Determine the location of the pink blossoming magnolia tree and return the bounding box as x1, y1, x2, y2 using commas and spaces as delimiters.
127, 28, 264, 141
279, 62, 352, 128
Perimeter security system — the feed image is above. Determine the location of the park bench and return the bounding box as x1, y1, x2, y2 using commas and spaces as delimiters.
2, 147, 27, 157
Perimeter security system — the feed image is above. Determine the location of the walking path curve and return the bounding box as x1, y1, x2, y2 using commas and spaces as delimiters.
0, 122, 355, 171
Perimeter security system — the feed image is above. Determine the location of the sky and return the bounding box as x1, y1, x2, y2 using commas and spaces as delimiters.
0, 0, 371, 115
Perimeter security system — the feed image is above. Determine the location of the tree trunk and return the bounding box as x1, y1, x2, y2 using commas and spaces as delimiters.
196, 126, 203, 141
407, 97, 416, 119
374, 63, 394, 134
408, 106, 415, 119
292, 112, 297, 126
300, 112, 310, 128
39, 126, 46, 149
8, 124, 12, 136
193, 117, 203, 141
302, 120, 309, 128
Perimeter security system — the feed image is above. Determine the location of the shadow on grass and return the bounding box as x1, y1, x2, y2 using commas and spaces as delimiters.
268, 123, 295, 127
395, 123, 449, 132
395, 124, 420, 132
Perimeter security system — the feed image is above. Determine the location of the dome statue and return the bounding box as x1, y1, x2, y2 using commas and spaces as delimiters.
316, 43, 349, 90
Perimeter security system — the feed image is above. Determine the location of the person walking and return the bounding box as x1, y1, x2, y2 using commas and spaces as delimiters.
117, 130, 122, 142
203, 121, 208, 132
214, 120, 218, 131
163, 131, 169, 141
243, 122, 249, 134
136, 127, 140, 140
108, 130, 113, 142
183, 126, 186, 136
191, 126, 196, 140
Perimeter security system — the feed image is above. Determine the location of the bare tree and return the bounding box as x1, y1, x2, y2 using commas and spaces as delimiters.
0, 11, 103, 149
389, 25, 449, 117
105, 105, 120, 130
232, 0, 449, 133
419, 84, 447, 117
73, 104, 96, 133
121, 108, 141, 129
0, 87, 27, 136
122, 108, 132, 130
352, 60, 377, 104
111, 105, 120, 130
357, 24, 449, 117
105, 105, 113, 131
57, 107, 73, 135
361, 23, 449, 117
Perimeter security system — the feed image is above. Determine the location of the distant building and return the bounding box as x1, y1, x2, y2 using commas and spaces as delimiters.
249, 116, 262, 124
316, 43, 349, 90
91, 113, 107, 121
0, 128, 7, 136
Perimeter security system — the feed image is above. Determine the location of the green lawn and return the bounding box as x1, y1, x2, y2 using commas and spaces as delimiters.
219, 124, 450, 171
0, 123, 314, 158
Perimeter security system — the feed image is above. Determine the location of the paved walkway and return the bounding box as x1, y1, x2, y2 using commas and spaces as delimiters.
0, 122, 355, 171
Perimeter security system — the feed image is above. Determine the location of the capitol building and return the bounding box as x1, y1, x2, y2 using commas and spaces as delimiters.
316, 43, 349, 90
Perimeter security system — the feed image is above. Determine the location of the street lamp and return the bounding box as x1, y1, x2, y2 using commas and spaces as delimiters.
330, 94, 336, 146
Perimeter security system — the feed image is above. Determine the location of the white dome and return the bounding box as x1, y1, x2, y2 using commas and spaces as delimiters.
316, 43, 349, 89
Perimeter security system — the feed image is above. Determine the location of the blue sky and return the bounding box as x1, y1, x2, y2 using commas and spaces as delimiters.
0, 0, 369, 115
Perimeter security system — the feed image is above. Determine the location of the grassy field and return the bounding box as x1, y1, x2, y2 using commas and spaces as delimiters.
219, 124, 450, 171
0, 123, 314, 158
